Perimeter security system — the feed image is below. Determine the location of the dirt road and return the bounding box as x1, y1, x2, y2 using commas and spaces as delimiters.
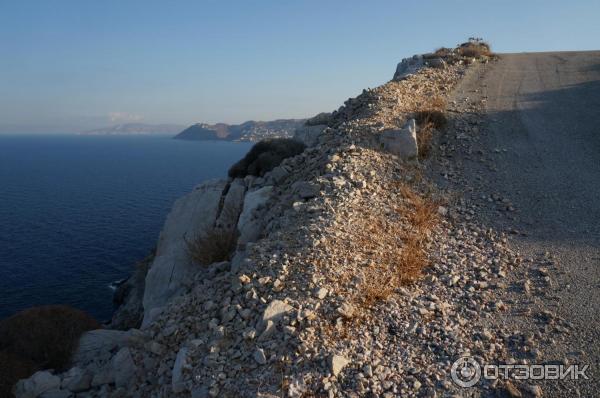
438, 52, 600, 396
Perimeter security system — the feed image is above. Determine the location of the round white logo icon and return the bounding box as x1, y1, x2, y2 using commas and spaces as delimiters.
451, 356, 481, 387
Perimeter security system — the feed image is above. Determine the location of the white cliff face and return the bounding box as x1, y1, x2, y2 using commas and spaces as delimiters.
142, 179, 227, 325
393, 54, 424, 80
237, 186, 273, 245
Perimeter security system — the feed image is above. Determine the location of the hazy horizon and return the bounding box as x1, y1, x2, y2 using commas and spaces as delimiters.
1, 0, 599, 134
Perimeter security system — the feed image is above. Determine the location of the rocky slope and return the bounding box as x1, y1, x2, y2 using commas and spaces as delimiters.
174, 120, 305, 142
14, 46, 540, 398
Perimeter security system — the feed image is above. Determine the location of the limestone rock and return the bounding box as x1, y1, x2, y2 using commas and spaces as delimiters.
112, 347, 136, 389
380, 119, 418, 160
61, 367, 92, 393
91, 368, 114, 387
262, 300, 292, 325
72, 329, 129, 366
237, 186, 273, 244
13, 371, 61, 398
215, 178, 246, 231
143, 179, 228, 323
329, 355, 350, 377
336, 302, 356, 319
253, 348, 267, 365
315, 288, 328, 299
39, 390, 73, 398
172, 347, 189, 393
393, 55, 424, 80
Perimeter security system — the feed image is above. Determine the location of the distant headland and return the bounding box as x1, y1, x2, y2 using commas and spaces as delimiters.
173, 119, 305, 142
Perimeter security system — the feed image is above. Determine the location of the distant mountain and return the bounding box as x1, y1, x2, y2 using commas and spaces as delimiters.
174, 119, 306, 142
81, 123, 185, 136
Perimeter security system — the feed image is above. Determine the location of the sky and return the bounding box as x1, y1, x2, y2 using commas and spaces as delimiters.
1, 0, 599, 133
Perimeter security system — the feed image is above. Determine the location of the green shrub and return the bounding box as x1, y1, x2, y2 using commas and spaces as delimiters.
228, 138, 305, 178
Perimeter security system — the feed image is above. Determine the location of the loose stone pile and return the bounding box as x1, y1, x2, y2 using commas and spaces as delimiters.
15, 51, 543, 398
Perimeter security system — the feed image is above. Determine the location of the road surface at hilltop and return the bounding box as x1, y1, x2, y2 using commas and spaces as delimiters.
442, 52, 600, 397
483, 52, 600, 239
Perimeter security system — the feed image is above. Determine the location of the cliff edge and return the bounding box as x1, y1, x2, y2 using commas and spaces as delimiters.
15, 41, 522, 398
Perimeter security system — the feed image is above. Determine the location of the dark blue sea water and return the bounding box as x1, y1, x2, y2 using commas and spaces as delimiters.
0, 135, 251, 321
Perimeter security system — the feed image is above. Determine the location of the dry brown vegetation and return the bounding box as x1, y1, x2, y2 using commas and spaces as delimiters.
357, 184, 440, 307
186, 227, 238, 266
0, 305, 99, 396
414, 96, 448, 158
457, 38, 493, 59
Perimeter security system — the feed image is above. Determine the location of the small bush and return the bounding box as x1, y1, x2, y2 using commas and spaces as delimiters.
0, 306, 99, 371
457, 37, 492, 59
228, 138, 305, 178
415, 110, 447, 129
416, 123, 434, 159
414, 96, 448, 158
186, 227, 238, 266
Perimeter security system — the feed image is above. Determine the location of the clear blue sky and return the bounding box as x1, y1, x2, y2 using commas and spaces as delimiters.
1, 0, 598, 133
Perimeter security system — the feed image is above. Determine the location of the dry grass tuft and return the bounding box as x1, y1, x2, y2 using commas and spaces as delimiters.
358, 184, 439, 307
399, 186, 439, 231
414, 96, 448, 158
186, 227, 238, 266
457, 38, 493, 59
416, 123, 434, 159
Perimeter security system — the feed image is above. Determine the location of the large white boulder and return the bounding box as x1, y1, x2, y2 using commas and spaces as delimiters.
380, 119, 418, 160
237, 186, 273, 244
13, 371, 60, 398
72, 329, 129, 366
393, 55, 424, 80
112, 347, 136, 388
142, 179, 227, 324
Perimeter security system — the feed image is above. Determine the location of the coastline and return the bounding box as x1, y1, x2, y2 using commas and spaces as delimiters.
10, 44, 511, 397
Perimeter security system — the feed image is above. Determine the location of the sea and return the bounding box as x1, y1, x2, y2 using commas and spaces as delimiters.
0, 135, 252, 322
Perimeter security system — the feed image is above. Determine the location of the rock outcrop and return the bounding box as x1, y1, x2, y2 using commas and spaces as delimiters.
393, 54, 424, 80
380, 118, 418, 160
15, 44, 513, 398
142, 179, 228, 324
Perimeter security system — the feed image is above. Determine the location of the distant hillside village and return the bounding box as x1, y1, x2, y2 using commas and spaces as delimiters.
173, 119, 305, 142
